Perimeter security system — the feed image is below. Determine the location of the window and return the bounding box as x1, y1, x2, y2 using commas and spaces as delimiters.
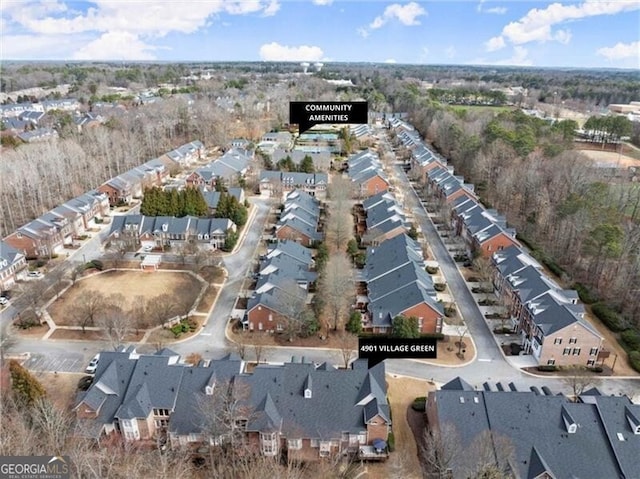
569, 337, 577, 344
562, 348, 571, 356
276, 323, 283, 331
587, 359, 595, 366
268, 313, 273, 322
554, 338, 562, 345
572, 348, 581, 356
341, 433, 349, 442
319, 441, 331, 457
261, 432, 278, 456
547, 359, 556, 365
310, 439, 319, 448
288, 439, 302, 450
590, 347, 598, 356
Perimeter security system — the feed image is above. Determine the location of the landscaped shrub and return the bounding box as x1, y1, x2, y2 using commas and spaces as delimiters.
573, 282, 598, 304
629, 351, 640, 373
387, 432, 395, 452
444, 305, 457, 318
591, 302, 626, 332
171, 323, 183, 337
434, 283, 446, 292
537, 365, 557, 372
621, 330, 640, 352
426, 265, 439, 274
411, 397, 427, 412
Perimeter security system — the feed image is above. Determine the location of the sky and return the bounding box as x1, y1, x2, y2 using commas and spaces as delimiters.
0, 0, 638, 69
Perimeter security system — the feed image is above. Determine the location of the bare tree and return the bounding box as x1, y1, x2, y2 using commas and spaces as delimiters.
30, 397, 73, 456
421, 422, 463, 478
129, 294, 150, 333
0, 327, 17, 366
68, 291, 106, 333
251, 333, 269, 364
333, 331, 357, 369
185, 352, 203, 366
47, 267, 68, 300
325, 176, 354, 250
562, 366, 601, 399
234, 331, 249, 360
455, 325, 469, 358
146, 294, 177, 328
98, 294, 130, 349
318, 252, 354, 331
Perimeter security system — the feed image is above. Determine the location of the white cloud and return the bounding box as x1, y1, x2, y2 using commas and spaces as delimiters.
312, 0, 333, 5
477, 1, 507, 15
445, 46, 457, 58
262, 0, 280, 17
259, 42, 324, 62
554, 29, 572, 45
485, 35, 505, 52
384, 58, 397, 64
73, 31, 159, 60
2, 0, 283, 60
357, 27, 369, 38
495, 46, 532, 66
0, 33, 78, 59
471, 46, 532, 66
597, 41, 640, 61
485, 7, 507, 15
500, 1, 639, 46
369, 2, 426, 30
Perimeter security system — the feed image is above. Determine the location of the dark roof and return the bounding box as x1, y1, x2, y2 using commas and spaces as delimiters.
240, 360, 389, 439
431, 381, 639, 479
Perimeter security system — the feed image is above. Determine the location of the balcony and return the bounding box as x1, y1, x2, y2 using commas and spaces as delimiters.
358, 445, 388, 461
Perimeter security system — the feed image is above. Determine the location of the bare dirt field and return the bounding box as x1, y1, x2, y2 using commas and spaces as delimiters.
576, 149, 640, 167
48, 270, 204, 326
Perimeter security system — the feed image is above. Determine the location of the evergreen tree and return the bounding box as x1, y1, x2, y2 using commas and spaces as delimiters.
392, 315, 420, 338
299, 155, 315, 173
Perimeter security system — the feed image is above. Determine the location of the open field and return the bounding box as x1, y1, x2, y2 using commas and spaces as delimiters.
576, 148, 640, 167
447, 105, 514, 115
48, 270, 203, 326
37, 371, 85, 411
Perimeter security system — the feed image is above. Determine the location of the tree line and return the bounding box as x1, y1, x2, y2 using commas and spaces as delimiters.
140, 186, 208, 217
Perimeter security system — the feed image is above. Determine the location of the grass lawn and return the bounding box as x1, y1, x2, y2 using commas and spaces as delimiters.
447, 104, 515, 115
195, 285, 219, 314
48, 270, 204, 327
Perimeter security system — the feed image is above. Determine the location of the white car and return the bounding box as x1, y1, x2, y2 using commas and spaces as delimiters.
143, 245, 153, 252
0, 297, 8, 306
27, 271, 43, 278
85, 354, 100, 374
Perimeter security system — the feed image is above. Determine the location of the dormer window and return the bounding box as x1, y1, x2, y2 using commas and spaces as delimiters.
304, 388, 312, 399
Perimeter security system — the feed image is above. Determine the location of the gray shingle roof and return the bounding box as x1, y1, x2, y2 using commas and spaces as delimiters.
432, 379, 639, 479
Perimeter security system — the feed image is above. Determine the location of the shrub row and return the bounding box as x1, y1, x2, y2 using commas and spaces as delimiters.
357, 332, 446, 341
411, 397, 427, 412
621, 330, 640, 352
629, 351, 640, 373
537, 365, 557, 372
591, 302, 626, 332
434, 283, 446, 292
573, 282, 598, 304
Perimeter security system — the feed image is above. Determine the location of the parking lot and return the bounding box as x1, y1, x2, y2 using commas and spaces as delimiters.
23, 352, 86, 373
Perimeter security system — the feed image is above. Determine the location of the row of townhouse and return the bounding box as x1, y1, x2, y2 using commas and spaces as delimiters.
391, 119, 605, 367
274, 189, 324, 247
2, 140, 207, 264
357, 234, 444, 335
245, 240, 317, 333
108, 215, 236, 251
355, 190, 408, 246
0, 240, 27, 290
0, 98, 82, 118
259, 171, 329, 198
75, 347, 391, 462
492, 246, 605, 367
98, 141, 205, 206
186, 148, 253, 189
3, 190, 111, 260
346, 150, 390, 199
427, 377, 640, 479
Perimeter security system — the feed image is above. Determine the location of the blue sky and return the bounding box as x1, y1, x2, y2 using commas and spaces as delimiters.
1, 1, 638, 68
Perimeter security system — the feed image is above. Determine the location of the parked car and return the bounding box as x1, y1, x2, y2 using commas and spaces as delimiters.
0, 297, 8, 306
143, 245, 153, 252
85, 354, 100, 374
27, 271, 43, 278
